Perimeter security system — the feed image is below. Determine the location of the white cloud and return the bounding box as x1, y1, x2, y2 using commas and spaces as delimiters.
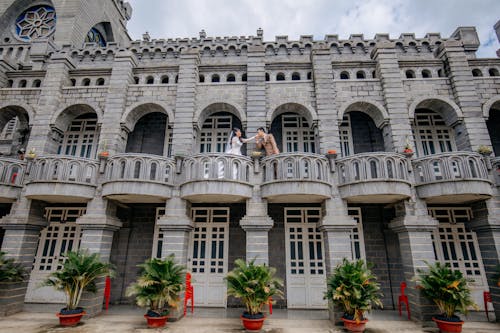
127, 0, 500, 57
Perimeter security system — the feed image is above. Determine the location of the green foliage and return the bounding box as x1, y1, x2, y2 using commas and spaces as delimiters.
126, 255, 185, 315
415, 261, 478, 318
225, 258, 283, 315
42, 250, 114, 310
0, 251, 26, 282
325, 258, 383, 322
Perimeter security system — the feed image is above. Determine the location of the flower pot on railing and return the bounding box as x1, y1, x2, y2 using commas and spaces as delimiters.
403, 148, 414, 158
98, 151, 109, 159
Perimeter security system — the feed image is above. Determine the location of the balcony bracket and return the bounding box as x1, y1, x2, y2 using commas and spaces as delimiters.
175, 155, 185, 174
252, 156, 260, 174
326, 153, 337, 173
98, 155, 108, 174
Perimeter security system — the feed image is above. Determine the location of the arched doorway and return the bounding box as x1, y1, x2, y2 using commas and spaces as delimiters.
125, 112, 171, 156
270, 104, 317, 153
486, 103, 500, 155
0, 105, 31, 157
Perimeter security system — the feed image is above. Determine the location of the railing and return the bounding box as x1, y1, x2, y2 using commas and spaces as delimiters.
28, 155, 99, 184
0, 157, 26, 186
182, 153, 252, 183
261, 153, 330, 183
104, 153, 175, 185
336, 152, 410, 184
413, 152, 489, 184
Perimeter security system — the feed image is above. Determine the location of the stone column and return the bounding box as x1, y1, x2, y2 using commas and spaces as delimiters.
245, 44, 266, 152
311, 45, 339, 153
171, 49, 199, 155
388, 199, 438, 322
0, 198, 47, 316
76, 197, 122, 316
99, 50, 136, 154
371, 41, 412, 152
436, 34, 491, 150
469, 199, 500, 322
27, 51, 74, 154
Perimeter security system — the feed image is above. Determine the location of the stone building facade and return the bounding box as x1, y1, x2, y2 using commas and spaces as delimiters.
0, 0, 499, 323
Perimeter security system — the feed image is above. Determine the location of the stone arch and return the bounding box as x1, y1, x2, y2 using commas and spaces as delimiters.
338, 99, 389, 128
409, 96, 463, 126
267, 103, 317, 128
121, 102, 174, 132
51, 102, 102, 132
0, 102, 35, 129
482, 96, 500, 119
85, 21, 114, 46
194, 102, 246, 129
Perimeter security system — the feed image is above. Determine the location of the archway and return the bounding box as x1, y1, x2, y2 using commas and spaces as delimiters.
0, 105, 31, 156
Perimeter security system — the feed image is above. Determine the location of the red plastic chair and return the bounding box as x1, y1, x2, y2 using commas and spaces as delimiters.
484, 291, 492, 321
398, 282, 410, 320
104, 276, 111, 311
184, 272, 194, 316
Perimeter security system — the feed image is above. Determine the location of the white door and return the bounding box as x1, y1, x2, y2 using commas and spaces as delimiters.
188, 208, 229, 307
285, 208, 327, 309
429, 207, 490, 311
25, 207, 85, 303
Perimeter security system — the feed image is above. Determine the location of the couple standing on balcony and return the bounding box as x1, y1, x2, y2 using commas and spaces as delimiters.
225, 127, 279, 156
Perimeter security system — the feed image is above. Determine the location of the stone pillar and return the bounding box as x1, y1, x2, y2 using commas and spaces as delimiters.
0, 198, 47, 316
157, 195, 193, 265
245, 44, 266, 152
311, 46, 339, 153
469, 199, 500, 322
371, 41, 412, 152
171, 49, 199, 155
388, 199, 438, 322
99, 50, 136, 154
27, 51, 73, 154
76, 197, 122, 316
239, 194, 273, 265
436, 36, 491, 150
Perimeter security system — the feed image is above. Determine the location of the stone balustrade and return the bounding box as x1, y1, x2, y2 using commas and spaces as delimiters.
0, 157, 25, 186
336, 152, 410, 184
104, 153, 175, 184
28, 155, 98, 184
261, 152, 330, 183
413, 152, 489, 184
181, 153, 252, 183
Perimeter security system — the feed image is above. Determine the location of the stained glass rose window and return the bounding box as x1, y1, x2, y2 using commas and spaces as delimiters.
16, 5, 56, 41
85, 27, 106, 47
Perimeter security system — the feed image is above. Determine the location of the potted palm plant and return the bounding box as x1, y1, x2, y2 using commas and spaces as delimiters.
325, 258, 383, 333
42, 251, 114, 326
415, 262, 478, 333
0, 251, 26, 316
126, 255, 185, 328
0, 251, 25, 282
225, 258, 283, 331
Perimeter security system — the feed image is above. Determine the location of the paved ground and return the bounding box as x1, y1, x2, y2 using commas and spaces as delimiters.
0, 306, 498, 333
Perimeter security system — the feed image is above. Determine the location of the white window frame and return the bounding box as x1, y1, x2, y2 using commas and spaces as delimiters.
339, 114, 354, 157
413, 110, 456, 157
199, 115, 232, 153
59, 114, 99, 159
281, 114, 316, 153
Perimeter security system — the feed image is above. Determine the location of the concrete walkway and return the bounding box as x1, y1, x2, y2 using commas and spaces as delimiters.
0, 306, 498, 333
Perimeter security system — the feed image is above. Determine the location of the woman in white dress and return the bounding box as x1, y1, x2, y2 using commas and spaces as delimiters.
219, 128, 255, 178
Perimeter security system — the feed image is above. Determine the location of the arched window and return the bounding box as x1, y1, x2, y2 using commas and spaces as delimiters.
471, 69, 482, 77
413, 109, 455, 156
405, 70, 415, 79
242, 73, 247, 82
7, 80, 13, 87
356, 71, 365, 79
146, 76, 155, 84
15, 5, 56, 41
70, 78, 76, 86
133, 76, 140, 84
265, 73, 270, 81
32, 79, 41, 87
18, 80, 27, 88
422, 69, 432, 78
58, 113, 99, 158
199, 112, 242, 153
226, 73, 236, 82
276, 73, 285, 81
278, 113, 316, 153
340, 71, 349, 80
82, 78, 91, 86
489, 68, 499, 77
96, 78, 105, 86
175, 75, 178, 83
291, 72, 300, 80
211, 74, 220, 83
199, 74, 205, 83
161, 75, 169, 84
372, 71, 377, 79
437, 69, 445, 77
307, 72, 312, 80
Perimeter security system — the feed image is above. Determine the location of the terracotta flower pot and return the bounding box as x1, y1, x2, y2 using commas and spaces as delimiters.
240, 315, 266, 331
327, 149, 337, 154
56, 311, 86, 326
144, 314, 168, 328
341, 317, 368, 333
432, 317, 464, 333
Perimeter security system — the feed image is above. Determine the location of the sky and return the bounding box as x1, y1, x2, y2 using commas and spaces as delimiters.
126, 0, 500, 58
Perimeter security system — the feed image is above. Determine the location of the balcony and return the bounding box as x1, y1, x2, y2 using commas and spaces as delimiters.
336, 153, 412, 203
260, 153, 331, 203
25, 155, 98, 202
0, 158, 25, 202
413, 152, 492, 204
180, 154, 253, 203
102, 154, 175, 203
